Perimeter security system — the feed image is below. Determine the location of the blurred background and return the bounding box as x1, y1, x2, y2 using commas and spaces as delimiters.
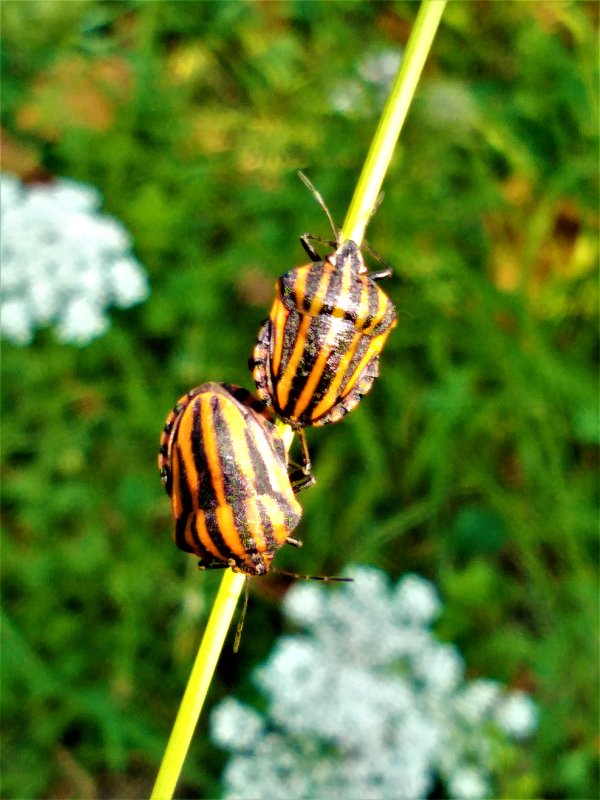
1, 2, 598, 798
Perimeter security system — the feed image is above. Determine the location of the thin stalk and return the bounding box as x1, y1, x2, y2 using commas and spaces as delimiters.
150, 569, 244, 800
150, 4, 445, 797
341, 0, 446, 245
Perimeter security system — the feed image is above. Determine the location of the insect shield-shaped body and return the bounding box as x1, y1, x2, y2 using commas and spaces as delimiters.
251, 238, 397, 430
159, 382, 302, 577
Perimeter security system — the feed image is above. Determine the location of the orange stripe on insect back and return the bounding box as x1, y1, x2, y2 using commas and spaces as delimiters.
242, 494, 267, 553
363, 284, 393, 334
309, 329, 363, 420
170, 446, 186, 519
308, 259, 336, 314
215, 503, 244, 558
199, 398, 228, 506
275, 262, 334, 410
176, 404, 200, 502
276, 313, 312, 410
354, 275, 373, 329
213, 398, 257, 488
292, 319, 346, 418
270, 299, 288, 378
365, 287, 386, 334
329, 249, 355, 320
193, 511, 223, 560
342, 331, 388, 394
260, 492, 299, 547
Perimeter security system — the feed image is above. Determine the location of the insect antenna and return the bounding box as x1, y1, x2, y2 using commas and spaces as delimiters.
298, 171, 338, 242
233, 576, 251, 653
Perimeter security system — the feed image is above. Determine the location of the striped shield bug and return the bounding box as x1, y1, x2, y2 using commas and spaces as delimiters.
249, 174, 397, 467
158, 382, 308, 577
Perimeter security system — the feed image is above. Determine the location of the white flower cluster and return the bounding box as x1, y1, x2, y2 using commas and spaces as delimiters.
0, 174, 149, 345
211, 567, 537, 800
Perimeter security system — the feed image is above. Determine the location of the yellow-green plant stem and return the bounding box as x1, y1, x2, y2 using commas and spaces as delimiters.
150, 569, 244, 800
341, 0, 446, 246
150, 4, 445, 797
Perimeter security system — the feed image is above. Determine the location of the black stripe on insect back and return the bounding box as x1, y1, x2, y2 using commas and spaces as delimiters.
305, 322, 363, 411
175, 514, 195, 554
318, 256, 347, 317
210, 396, 252, 505
173, 449, 195, 552
369, 298, 397, 336
282, 312, 363, 420
277, 308, 304, 377
356, 279, 382, 332
278, 273, 297, 312
335, 333, 374, 397
189, 513, 219, 562
207, 396, 262, 561
243, 424, 274, 498
278, 315, 324, 417
302, 260, 335, 313
241, 420, 283, 555
191, 396, 244, 561
191, 399, 218, 510
336, 266, 364, 324
242, 425, 280, 552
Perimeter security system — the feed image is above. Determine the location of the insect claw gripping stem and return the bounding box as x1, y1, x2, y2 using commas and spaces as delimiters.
369, 268, 393, 281
299, 233, 338, 262
289, 471, 317, 494
299, 234, 323, 262
297, 429, 312, 475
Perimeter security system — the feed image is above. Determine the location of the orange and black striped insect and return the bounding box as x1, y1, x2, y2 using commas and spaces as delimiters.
159, 382, 309, 577
249, 174, 397, 468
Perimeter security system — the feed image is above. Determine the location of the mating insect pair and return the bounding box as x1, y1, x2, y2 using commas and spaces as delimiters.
159, 175, 397, 585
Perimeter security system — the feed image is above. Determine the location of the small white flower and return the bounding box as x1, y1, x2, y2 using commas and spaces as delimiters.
448, 766, 490, 800
0, 173, 149, 346
56, 297, 109, 344
393, 573, 442, 625
0, 174, 22, 207
109, 258, 149, 307
494, 691, 538, 739
34, 179, 101, 211
455, 680, 502, 724
283, 582, 325, 626
210, 698, 264, 752
0, 298, 32, 344
414, 641, 464, 693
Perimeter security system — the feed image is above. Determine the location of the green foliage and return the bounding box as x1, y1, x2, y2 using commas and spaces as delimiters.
1, 2, 598, 798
